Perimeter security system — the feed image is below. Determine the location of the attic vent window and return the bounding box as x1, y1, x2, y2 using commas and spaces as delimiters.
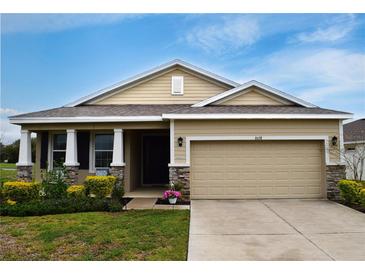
171, 76, 184, 95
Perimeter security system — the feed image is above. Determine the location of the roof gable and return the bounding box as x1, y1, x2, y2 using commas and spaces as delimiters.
65, 59, 239, 107
192, 80, 317, 108
214, 87, 295, 106
91, 68, 231, 105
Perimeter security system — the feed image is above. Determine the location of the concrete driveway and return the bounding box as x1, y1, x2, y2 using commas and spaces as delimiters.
188, 199, 365, 261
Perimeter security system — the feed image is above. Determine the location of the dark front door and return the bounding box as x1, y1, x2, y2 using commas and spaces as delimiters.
142, 135, 170, 185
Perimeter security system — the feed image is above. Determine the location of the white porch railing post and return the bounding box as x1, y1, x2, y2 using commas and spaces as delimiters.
111, 129, 125, 166
16, 129, 33, 166
64, 129, 79, 166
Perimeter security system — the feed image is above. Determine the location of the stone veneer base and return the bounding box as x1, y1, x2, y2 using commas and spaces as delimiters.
65, 165, 79, 184
169, 166, 190, 200
326, 164, 346, 201
16, 165, 33, 182
110, 166, 125, 189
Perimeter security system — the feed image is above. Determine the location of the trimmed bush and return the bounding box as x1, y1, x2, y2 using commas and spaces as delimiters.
85, 176, 116, 198
360, 189, 365, 208
2, 182, 41, 203
338, 180, 363, 205
67, 185, 85, 198
0, 197, 116, 217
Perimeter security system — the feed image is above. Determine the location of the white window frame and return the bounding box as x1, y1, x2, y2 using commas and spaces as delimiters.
48, 132, 67, 170
90, 132, 114, 172
171, 76, 184, 95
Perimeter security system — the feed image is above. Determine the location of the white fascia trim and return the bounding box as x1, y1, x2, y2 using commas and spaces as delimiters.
192, 80, 317, 108
182, 135, 332, 167
10, 116, 163, 124
64, 59, 239, 107
162, 113, 353, 120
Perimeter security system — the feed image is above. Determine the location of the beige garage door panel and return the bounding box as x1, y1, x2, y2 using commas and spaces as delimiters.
191, 141, 324, 199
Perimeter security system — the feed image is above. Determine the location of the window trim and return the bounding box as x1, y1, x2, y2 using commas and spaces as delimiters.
171, 75, 184, 95
48, 132, 67, 170
90, 132, 114, 172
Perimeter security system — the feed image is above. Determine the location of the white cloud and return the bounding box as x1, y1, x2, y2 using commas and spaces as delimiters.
0, 108, 19, 116
185, 15, 260, 54
0, 118, 20, 145
292, 14, 357, 43
239, 48, 365, 106
1, 14, 141, 33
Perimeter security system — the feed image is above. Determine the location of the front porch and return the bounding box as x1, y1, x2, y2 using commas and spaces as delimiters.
15, 124, 174, 195
125, 186, 165, 198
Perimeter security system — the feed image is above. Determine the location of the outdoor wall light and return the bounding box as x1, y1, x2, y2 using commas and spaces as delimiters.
332, 136, 338, 146
178, 137, 183, 147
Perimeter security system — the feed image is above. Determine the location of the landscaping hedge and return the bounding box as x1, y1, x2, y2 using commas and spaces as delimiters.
338, 179, 365, 206
2, 182, 41, 203
85, 176, 116, 198
0, 197, 122, 217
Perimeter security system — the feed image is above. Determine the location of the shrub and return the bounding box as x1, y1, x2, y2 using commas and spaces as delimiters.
0, 197, 115, 217
2, 181, 41, 203
85, 176, 116, 198
338, 180, 363, 205
111, 182, 125, 202
66, 185, 85, 198
41, 167, 68, 199
360, 189, 365, 208
108, 199, 124, 212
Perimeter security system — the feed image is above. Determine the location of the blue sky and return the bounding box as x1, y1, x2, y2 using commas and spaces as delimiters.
1, 14, 365, 143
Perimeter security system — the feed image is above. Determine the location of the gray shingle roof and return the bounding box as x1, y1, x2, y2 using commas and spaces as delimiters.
344, 119, 365, 142
10, 104, 350, 119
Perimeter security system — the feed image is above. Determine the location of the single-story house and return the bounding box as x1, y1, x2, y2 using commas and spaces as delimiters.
9, 59, 352, 200
344, 119, 365, 180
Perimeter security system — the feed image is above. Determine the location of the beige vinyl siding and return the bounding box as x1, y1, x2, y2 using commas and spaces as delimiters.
93, 69, 230, 105
190, 140, 325, 199
124, 130, 142, 192
217, 88, 294, 106
174, 119, 340, 163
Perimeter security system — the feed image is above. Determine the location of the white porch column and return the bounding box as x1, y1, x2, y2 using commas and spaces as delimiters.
16, 129, 33, 166
64, 129, 79, 166
110, 128, 125, 166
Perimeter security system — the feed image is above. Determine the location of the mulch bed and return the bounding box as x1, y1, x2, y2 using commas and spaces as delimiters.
155, 198, 190, 205
336, 201, 365, 213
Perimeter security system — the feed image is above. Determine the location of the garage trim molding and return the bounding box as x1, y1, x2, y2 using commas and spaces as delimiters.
181, 135, 331, 166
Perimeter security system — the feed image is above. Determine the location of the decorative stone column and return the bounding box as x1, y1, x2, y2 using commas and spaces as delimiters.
16, 129, 33, 182
64, 129, 79, 184
110, 166, 125, 190
326, 164, 346, 200
110, 129, 125, 189
169, 166, 190, 200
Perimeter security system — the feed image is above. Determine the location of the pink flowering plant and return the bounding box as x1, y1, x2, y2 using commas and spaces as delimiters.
163, 190, 181, 199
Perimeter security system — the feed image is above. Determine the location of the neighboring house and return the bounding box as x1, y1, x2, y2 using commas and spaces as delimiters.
343, 119, 365, 180
9, 59, 353, 200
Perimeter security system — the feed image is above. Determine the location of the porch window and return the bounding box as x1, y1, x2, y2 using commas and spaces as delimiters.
52, 133, 66, 168
95, 134, 113, 168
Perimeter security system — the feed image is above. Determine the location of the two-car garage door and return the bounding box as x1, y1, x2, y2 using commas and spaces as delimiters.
190, 140, 325, 199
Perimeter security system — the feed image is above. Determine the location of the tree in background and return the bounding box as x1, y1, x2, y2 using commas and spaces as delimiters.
0, 138, 36, 163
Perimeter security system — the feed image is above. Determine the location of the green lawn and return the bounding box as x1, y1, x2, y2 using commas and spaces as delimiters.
0, 163, 17, 183
0, 210, 190, 260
